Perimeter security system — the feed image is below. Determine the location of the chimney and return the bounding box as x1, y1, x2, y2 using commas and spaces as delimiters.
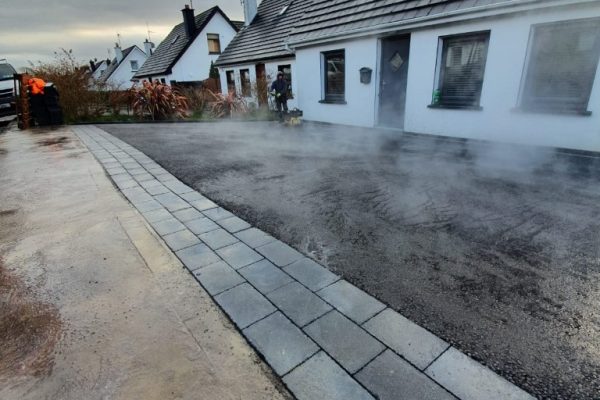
144, 39, 155, 56
114, 43, 123, 63
89, 60, 96, 71
243, 0, 257, 26
182, 5, 196, 38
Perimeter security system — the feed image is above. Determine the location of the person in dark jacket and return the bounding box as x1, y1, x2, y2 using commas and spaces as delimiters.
270, 71, 288, 120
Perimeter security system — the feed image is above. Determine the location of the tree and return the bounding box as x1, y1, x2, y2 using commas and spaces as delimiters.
209, 61, 220, 80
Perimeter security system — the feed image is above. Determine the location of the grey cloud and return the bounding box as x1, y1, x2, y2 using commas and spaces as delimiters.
1, 0, 247, 69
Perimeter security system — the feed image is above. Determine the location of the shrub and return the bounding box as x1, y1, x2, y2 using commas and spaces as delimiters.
30, 48, 106, 123
179, 86, 211, 116
130, 81, 188, 120
207, 90, 248, 118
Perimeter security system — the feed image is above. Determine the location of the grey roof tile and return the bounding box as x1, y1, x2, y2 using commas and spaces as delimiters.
215, 0, 315, 66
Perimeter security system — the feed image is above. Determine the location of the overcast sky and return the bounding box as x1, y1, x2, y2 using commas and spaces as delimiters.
1, 0, 249, 70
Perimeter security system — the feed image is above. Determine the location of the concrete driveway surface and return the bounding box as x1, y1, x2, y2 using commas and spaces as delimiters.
102, 121, 600, 400
0, 125, 291, 400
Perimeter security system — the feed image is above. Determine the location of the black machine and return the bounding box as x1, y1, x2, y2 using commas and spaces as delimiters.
29, 83, 63, 126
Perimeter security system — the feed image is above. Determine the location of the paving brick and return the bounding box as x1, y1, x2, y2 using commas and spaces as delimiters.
162, 229, 200, 251
304, 311, 385, 374
357, 350, 456, 400
115, 179, 138, 190
176, 243, 221, 271
267, 282, 332, 327
185, 217, 220, 235
106, 167, 127, 175
363, 309, 449, 370
127, 168, 146, 176
283, 258, 339, 292
317, 280, 385, 325
190, 197, 218, 211
135, 199, 163, 213
235, 228, 275, 248
203, 207, 234, 221
122, 187, 153, 204
154, 192, 190, 212
142, 208, 172, 223
133, 172, 156, 182
216, 242, 263, 270
217, 216, 251, 233
180, 191, 205, 202
214, 283, 276, 329
163, 179, 194, 194
155, 173, 175, 182
238, 259, 294, 294
122, 162, 141, 170
151, 217, 186, 236
283, 352, 374, 400
199, 228, 239, 250
145, 184, 170, 196
256, 241, 304, 267
172, 207, 204, 223
425, 347, 534, 400
110, 173, 133, 184
243, 312, 319, 375
192, 261, 245, 295
139, 179, 162, 190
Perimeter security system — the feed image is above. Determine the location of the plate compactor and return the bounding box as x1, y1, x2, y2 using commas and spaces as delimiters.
269, 92, 303, 127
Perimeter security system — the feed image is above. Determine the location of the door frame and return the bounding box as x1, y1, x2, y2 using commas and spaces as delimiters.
376, 33, 411, 129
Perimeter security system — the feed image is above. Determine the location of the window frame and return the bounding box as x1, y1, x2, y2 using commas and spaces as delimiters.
207, 33, 221, 55
226, 70, 236, 93
517, 18, 600, 116
321, 49, 346, 104
130, 60, 139, 72
240, 68, 251, 97
277, 64, 293, 99
430, 30, 490, 110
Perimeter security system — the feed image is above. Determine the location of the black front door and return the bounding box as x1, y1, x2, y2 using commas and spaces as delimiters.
378, 35, 411, 129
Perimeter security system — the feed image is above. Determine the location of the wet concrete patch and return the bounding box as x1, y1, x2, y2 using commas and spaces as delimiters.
36, 136, 70, 147
0, 257, 62, 382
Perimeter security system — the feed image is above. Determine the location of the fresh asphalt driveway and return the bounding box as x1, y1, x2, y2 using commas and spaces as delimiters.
102, 121, 600, 399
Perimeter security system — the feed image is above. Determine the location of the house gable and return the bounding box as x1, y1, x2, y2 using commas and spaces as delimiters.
134, 6, 240, 79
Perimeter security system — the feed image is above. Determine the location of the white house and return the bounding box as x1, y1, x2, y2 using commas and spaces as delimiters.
98, 44, 148, 89
89, 59, 108, 81
215, 0, 309, 109
134, 5, 242, 85
288, 0, 600, 152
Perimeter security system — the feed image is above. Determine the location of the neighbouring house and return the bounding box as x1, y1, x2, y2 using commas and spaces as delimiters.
97, 44, 149, 90
89, 59, 109, 82
215, 0, 312, 109
133, 5, 242, 86
287, 0, 600, 152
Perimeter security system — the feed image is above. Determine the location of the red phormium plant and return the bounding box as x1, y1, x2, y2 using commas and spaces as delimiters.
207, 90, 249, 118
130, 81, 188, 120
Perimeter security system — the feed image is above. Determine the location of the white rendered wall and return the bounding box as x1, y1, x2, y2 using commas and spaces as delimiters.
404, 4, 600, 152
294, 3, 600, 151
169, 13, 238, 83
218, 58, 299, 110
106, 47, 147, 89
296, 37, 379, 127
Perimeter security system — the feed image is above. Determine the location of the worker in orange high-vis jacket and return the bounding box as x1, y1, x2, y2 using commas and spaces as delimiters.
28, 78, 46, 95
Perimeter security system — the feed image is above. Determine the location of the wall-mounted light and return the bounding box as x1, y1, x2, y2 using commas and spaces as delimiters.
360, 67, 372, 84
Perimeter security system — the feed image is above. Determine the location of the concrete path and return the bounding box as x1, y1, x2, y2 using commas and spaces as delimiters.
72, 125, 535, 400
0, 125, 291, 400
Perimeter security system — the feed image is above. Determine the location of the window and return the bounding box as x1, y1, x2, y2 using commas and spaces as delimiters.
160, 78, 166, 84
322, 50, 345, 103
130, 60, 139, 71
207, 34, 221, 54
433, 32, 490, 108
278, 65, 293, 98
240, 69, 251, 97
520, 18, 600, 114
226, 70, 236, 93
